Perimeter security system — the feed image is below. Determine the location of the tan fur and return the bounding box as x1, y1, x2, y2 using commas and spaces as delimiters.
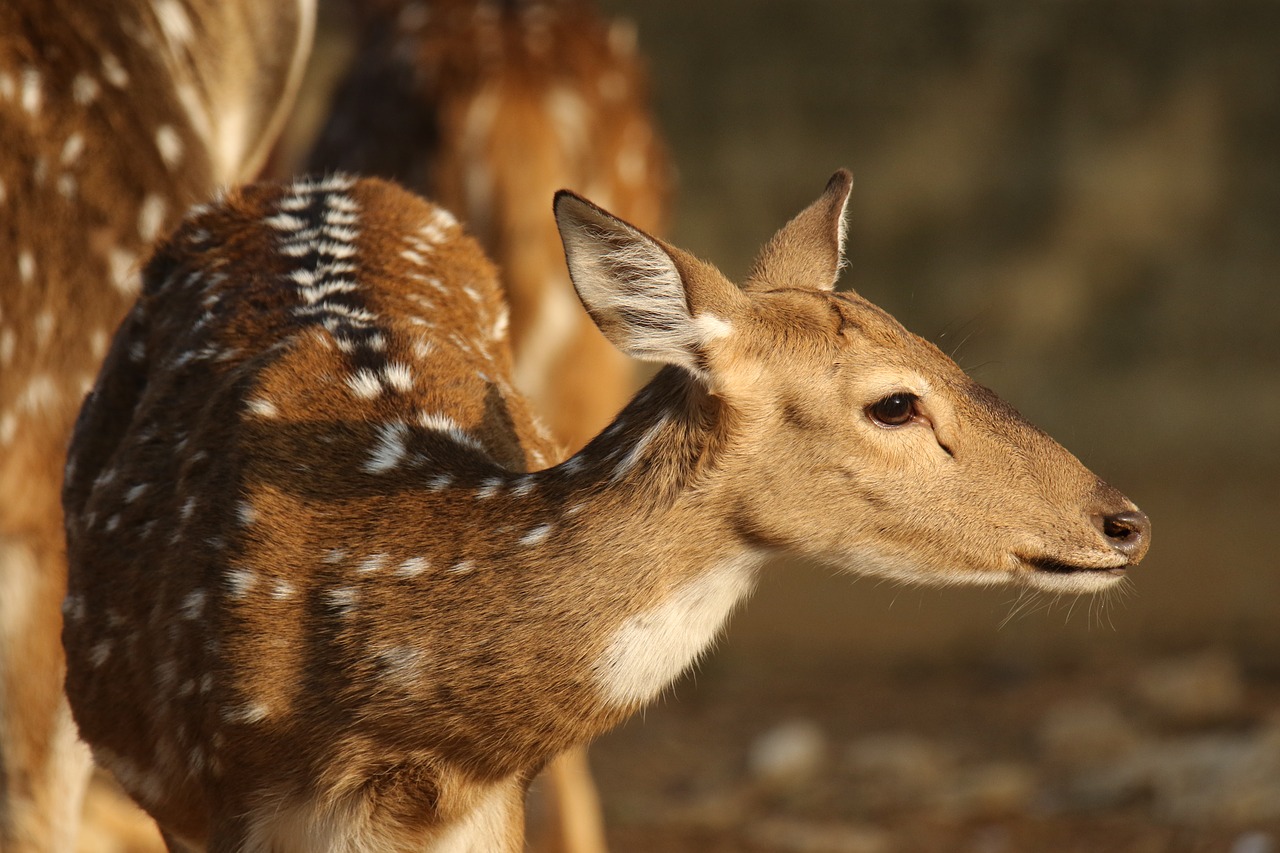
61, 172, 1148, 851
308, 0, 672, 451
0, 1, 313, 849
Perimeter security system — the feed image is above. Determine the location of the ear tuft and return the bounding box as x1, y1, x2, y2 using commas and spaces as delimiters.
747, 169, 853, 293
554, 191, 730, 378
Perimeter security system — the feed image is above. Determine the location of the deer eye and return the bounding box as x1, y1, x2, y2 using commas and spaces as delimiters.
866, 392, 918, 427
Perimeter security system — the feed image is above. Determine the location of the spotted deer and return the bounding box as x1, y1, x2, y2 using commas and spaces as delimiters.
61, 170, 1149, 851
308, 0, 671, 452
0, 1, 314, 850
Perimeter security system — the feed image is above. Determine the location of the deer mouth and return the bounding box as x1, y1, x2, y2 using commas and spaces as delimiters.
1020, 555, 1128, 577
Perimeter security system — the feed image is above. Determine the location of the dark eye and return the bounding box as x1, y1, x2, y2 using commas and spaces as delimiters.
867, 392, 918, 427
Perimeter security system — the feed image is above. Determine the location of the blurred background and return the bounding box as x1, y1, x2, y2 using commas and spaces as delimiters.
105, 1, 1280, 851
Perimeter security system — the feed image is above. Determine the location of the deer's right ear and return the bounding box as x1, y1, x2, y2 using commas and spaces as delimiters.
555, 191, 742, 379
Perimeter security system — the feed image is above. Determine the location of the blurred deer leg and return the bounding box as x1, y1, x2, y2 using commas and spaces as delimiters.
544, 748, 609, 853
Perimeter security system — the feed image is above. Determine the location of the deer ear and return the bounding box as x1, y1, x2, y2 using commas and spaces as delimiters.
747, 169, 853, 292
555, 191, 741, 378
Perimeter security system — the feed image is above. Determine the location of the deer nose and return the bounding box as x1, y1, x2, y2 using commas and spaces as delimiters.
1094, 509, 1151, 563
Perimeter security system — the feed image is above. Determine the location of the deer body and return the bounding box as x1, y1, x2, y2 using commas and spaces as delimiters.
62, 173, 1149, 851
0, 1, 313, 849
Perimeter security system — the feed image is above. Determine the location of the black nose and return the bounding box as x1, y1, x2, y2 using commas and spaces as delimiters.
1093, 509, 1151, 563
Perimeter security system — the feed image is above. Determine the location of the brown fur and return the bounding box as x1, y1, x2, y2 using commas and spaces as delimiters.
62, 172, 1148, 851
308, 0, 671, 451
0, 1, 313, 849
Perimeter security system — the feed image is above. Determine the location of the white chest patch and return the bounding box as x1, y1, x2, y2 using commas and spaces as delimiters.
592, 554, 763, 708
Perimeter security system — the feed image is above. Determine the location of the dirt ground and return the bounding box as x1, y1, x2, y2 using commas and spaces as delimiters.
581, 647, 1280, 852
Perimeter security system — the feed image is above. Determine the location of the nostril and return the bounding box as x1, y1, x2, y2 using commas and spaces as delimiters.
1095, 509, 1151, 558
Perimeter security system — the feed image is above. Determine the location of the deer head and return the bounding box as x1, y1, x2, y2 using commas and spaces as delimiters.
555, 169, 1150, 594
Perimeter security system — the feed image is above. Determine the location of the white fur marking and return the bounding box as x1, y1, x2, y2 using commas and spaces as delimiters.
396, 557, 428, 578
593, 554, 762, 707
155, 125, 182, 168
101, 54, 129, 88
226, 569, 257, 599
519, 524, 553, 546
363, 423, 409, 473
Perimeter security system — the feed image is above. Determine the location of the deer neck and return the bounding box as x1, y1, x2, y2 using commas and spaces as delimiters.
460, 365, 765, 712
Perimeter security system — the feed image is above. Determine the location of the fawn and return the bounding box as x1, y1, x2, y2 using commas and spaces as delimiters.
0, 0, 314, 849
309, 0, 670, 452
61, 170, 1149, 851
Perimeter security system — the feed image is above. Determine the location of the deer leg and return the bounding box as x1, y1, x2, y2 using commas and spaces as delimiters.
541, 748, 609, 853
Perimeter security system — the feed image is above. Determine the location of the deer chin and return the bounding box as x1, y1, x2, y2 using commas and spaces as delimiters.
1017, 554, 1130, 593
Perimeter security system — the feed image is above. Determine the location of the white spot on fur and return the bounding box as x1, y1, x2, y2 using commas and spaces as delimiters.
18, 251, 35, 285
475, 478, 501, 499
155, 0, 195, 47
271, 580, 296, 601
236, 502, 256, 526
155, 125, 182, 168
108, 248, 139, 295
448, 560, 474, 575
593, 554, 763, 707
180, 589, 207, 620
395, 557, 427, 578
225, 569, 257, 599
124, 484, 148, 503
266, 213, 306, 232
101, 54, 129, 88
247, 398, 278, 418
138, 195, 167, 242
326, 587, 357, 615
225, 702, 270, 725
364, 423, 409, 473
20, 67, 40, 115
89, 641, 112, 668
346, 369, 383, 399
611, 415, 669, 482
358, 554, 388, 574
693, 313, 733, 341
383, 362, 414, 392
519, 524, 553, 546
60, 133, 84, 166
72, 74, 99, 105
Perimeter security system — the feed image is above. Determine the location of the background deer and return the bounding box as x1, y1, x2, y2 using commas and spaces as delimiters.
307, 0, 672, 452
0, 1, 314, 849
61, 170, 1149, 851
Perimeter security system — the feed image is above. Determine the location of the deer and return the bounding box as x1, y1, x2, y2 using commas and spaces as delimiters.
0, 0, 315, 850
307, 0, 671, 453
60, 169, 1150, 851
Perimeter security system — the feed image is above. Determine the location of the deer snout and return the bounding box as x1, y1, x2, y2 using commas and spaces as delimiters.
1092, 508, 1151, 564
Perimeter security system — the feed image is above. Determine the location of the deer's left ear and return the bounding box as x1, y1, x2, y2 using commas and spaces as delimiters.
747, 169, 852, 293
